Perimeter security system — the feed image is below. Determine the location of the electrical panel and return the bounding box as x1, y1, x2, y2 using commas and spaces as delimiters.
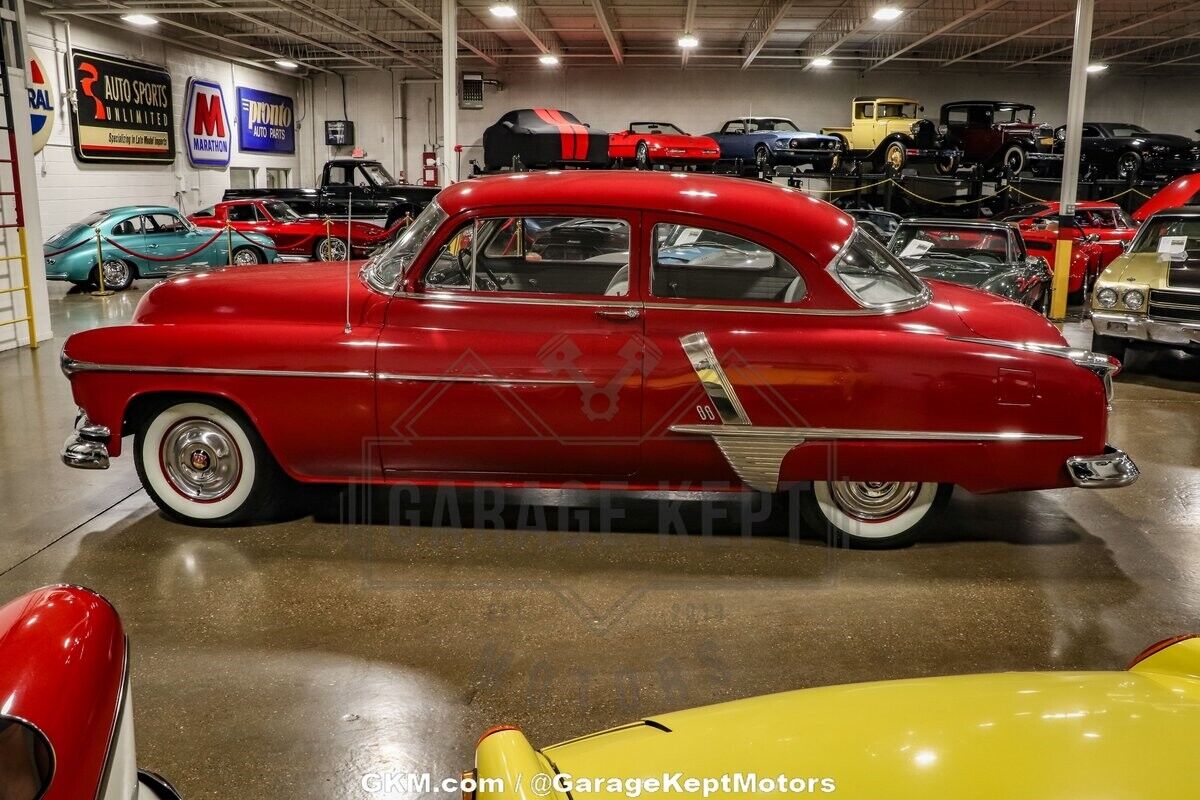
325, 120, 355, 146
460, 73, 484, 109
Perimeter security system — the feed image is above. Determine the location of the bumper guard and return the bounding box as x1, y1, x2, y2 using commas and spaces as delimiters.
1066, 445, 1139, 488
62, 414, 111, 470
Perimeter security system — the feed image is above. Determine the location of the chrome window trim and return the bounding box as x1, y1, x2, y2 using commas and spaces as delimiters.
825, 225, 931, 314
670, 424, 1081, 442
378, 372, 585, 386
403, 291, 641, 309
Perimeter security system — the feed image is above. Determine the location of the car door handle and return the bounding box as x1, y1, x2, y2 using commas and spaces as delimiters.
145, 243, 159, 249
596, 307, 640, 321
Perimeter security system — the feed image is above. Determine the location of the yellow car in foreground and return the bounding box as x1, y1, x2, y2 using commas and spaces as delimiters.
1090, 207, 1200, 361
468, 635, 1199, 799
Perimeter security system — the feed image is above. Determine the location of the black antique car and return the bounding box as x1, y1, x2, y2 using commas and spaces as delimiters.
843, 207, 902, 240
482, 108, 610, 171
940, 101, 1061, 176
1056, 122, 1200, 180
888, 219, 1052, 311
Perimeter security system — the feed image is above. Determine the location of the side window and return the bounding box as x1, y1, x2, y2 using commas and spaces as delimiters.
723, 120, 745, 135
225, 204, 257, 223
111, 217, 140, 236
327, 165, 352, 186
352, 166, 373, 187
651, 223, 804, 304
146, 213, 186, 234
854, 102, 874, 120
423, 217, 631, 297
1081, 125, 1102, 137
946, 108, 968, 125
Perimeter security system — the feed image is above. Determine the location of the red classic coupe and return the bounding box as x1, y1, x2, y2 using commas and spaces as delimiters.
60, 172, 1135, 547
189, 199, 399, 262
608, 122, 720, 169
999, 200, 1137, 272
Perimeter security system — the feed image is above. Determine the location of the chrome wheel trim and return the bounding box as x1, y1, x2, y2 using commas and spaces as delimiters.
160, 418, 243, 502
636, 143, 649, 169
1117, 154, 1138, 177
232, 247, 260, 265
828, 481, 920, 522
101, 259, 130, 288
755, 147, 768, 167
885, 144, 904, 169
319, 237, 348, 261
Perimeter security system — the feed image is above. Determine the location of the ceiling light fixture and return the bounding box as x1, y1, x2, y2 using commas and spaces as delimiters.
678, 34, 700, 49
275, 59, 299, 69
1086, 63, 1108, 73
811, 57, 833, 67
873, 7, 903, 21
490, 3, 518, 18
539, 54, 560, 66
120, 13, 158, 27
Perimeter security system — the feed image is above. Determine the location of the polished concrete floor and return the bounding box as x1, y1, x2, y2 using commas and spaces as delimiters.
2, 283, 1199, 799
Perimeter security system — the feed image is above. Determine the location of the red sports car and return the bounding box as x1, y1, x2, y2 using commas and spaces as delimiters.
999, 200, 1137, 272
190, 199, 399, 262
61, 171, 1133, 547
609, 122, 720, 169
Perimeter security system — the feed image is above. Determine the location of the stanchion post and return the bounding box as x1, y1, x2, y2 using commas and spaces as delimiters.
91, 228, 113, 297
226, 222, 234, 266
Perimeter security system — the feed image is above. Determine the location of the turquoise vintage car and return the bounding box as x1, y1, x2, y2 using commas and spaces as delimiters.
43, 205, 277, 290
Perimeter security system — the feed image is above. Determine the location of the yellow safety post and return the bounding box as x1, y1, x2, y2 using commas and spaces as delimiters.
226, 221, 234, 266
324, 217, 333, 260
1049, 231, 1073, 322
91, 228, 113, 297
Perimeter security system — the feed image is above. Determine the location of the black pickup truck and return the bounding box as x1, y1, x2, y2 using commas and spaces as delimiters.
223, 158, 439, 228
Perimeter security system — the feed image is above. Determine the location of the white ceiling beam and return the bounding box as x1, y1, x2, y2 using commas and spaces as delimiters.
940, 11, 1073, 65
384, 0, 504, 67
868, 0, 1006, 71
590, 0, 625, 65
1007, 1, 1200, 68
741, 0, 795, 70
681, 0, 697, 68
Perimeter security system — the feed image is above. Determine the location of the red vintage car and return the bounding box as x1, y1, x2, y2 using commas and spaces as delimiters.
608, 122, 720, 169
999, 200, 1137, 272
189, 199, 399, 262
60, 171, 1135, 547
1012, 222, 1106, 297
0, 585, 180, 799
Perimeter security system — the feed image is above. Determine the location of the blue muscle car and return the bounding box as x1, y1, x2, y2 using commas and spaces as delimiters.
43, 206, 277, 291
705, 117, 842, 172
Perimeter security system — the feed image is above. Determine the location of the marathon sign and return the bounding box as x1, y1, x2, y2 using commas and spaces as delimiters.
184, 78, 231, 168
70, 49, 175, 164
236, 87, 295, 154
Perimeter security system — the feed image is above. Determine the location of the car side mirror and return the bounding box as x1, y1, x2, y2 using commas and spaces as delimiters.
919, 105, 925, 113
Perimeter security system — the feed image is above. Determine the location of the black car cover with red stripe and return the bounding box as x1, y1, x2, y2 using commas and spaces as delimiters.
483, 108, 610, 170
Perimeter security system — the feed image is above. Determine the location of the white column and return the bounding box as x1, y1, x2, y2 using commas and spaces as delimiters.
441, 0, 458, 185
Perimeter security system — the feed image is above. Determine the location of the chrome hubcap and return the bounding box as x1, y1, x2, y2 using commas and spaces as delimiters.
161, 419, 242, 501
887, 147, 903, 168
233, 248, 259, 265
102, 260, 129, 287
829, 481, 919, 522
320, 238, 348, 260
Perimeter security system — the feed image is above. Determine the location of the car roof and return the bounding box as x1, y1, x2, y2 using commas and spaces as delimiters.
103, 205, 179, 216
853, 96, 919, 104
900, 218, 1014, 231
942, 100, 1035, 109
436, 172, 852, 257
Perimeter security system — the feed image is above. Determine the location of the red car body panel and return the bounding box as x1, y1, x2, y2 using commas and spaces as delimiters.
1132, 171, 1200, 222
0, 585, 125, 800
1006, 201, 1136, 273
1017, 225, 1102, 292
609, 126, 721, 164
64, 172, 1111, 495
190, 200, 393, 260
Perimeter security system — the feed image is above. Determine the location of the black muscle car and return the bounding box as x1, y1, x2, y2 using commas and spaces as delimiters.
1056, 122, 1200, 180
888, 219, 1052, 312
482, 108, 609, 171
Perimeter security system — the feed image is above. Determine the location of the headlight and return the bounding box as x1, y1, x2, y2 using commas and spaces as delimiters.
910, 122, 922, 135
937, 124, 948, 136
1094, 286, 1118, 308
1122, 288, 1146, 311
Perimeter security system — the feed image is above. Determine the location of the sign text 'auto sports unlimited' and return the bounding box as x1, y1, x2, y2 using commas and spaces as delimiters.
70, 49, 175, 163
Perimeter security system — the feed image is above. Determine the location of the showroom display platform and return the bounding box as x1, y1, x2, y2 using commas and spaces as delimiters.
1, 287, 1198, 799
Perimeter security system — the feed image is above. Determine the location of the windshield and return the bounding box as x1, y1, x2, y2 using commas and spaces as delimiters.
366, 200, 446, 289
265, 201, 300, 221
830, 229, 925, 307
998, 203, 1050, 221
1107, 124, 1148, 137
1129, 216, 1200, 258
362, 163, 396, 186
891, 226, 1011, 269
749, 119, 799, 133
631, 122, 684, 135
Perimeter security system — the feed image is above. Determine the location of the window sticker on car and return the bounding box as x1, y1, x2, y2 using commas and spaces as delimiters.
899, 239, 934, 259
1158, 235, 1189, 261
674, 227, 702, 246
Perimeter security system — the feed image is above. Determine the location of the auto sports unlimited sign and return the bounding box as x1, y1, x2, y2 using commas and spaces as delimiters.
236, 87, 295, 154
70, 49, 174, 163
184, 78, 231, 168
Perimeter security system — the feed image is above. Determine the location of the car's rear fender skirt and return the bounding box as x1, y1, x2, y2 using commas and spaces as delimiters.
475, 727, 566, 800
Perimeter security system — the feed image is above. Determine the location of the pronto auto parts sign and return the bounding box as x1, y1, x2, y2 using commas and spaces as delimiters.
28, 51, 55, 154
70, 49, 175, 164
184, 77, 231, 168
236, 87, 295, 154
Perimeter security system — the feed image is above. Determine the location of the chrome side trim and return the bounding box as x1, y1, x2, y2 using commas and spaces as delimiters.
377, 372, 586, 386
62, 357, 372, 380
642, 302, 893, 317
406, 291, 640, 309
1066, 445, 1139, 488
669, 424, 1081, 442
679, 333, 750, 425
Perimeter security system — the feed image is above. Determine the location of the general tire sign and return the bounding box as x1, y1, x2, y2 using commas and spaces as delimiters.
236, 87, 295, 154
184, 78, 231, 168
28, 51, 56, 154
70, 49, 175, 164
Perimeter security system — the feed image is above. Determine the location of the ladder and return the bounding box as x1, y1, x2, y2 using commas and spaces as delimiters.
0, 9, 36, 350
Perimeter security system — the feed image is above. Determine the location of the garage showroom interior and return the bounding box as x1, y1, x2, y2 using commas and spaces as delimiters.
3, 0, 1200, 797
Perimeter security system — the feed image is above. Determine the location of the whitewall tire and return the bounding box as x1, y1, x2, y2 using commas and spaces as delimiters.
800, 481, 949, 548
134, 400, 284, 525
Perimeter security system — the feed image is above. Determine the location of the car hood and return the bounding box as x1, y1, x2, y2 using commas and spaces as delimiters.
1101, 251, 1200, 290
1132, 171, 1200, 222
541, 670, 1200, 799
645, 134, 717, 149
132, 259, 381, 325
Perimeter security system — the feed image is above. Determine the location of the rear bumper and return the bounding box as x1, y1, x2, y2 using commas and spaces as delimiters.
1092, 310, 1200, 349
1066, 445, 1139, 488
62, 413, 110, 470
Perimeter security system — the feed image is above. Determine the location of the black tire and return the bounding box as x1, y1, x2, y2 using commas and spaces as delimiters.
1116, 151, 1142, 180
92, 259, 135, 291
134, 398, 289, 526
798, 481, 951, 549
315, 236, 349, 261
1002, 145, 1026, 175
1091, 330, 1128, 364
635, 141, 652, 170
754, 144, 772, 173
231, 246, 263, 265
880, 141, 907, 171
935, 153, 959, 175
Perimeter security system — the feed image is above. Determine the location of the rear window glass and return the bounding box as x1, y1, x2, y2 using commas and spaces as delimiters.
829, 229, 924, 307
0, 718, 53, 800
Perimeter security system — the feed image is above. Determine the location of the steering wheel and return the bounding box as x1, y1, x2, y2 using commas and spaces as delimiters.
455, 248, 506, 290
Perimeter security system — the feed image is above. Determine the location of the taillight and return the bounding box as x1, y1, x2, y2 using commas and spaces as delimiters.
1127, 634, 1199, 669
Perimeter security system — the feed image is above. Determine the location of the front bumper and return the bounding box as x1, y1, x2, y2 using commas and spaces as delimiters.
62, 414, 111, 470
1066, 445, 1139, 488
771, 148, 841, 164
1091, 310, 1200, 349
903, 147, 961, 163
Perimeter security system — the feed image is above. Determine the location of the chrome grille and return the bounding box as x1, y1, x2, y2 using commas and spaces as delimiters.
1148, 288, 1200, 324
